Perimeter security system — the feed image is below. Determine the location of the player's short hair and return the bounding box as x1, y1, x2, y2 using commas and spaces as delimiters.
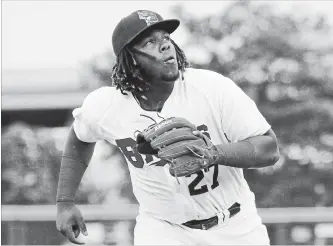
111, 40, 190, 94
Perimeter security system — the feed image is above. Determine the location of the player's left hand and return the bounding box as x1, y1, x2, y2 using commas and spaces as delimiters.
135, 117, 218, 177
188, 130, 219, 162
135, 117, 199, 157
167, 130, 219, 177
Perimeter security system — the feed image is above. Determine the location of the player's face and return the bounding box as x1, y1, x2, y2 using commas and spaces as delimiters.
131, 29, 179, 83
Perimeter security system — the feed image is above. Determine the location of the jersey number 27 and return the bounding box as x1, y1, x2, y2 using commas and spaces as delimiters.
187, 164, 219, 196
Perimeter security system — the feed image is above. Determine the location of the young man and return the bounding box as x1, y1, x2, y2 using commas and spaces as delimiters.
56, 10, 280, 245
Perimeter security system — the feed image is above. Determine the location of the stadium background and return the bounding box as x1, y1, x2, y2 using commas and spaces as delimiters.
2, 1, 333, 245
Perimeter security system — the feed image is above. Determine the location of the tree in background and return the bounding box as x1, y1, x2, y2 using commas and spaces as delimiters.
1, 123, 62, 205
1, 123, 135, 205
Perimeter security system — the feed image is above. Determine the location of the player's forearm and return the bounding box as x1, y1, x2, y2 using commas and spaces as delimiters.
56, 156, 88, 203
214, 130, 280, 168
56, 126, 96, 203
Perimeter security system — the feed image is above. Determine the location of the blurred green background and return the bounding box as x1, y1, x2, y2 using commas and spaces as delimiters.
2, 1, 333, 245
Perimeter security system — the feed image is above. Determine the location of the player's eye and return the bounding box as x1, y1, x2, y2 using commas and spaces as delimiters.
144, 38, 155, 46
163, 36, 170, 42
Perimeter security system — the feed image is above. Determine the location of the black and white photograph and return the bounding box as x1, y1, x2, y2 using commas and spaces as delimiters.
1, 1, 333, 245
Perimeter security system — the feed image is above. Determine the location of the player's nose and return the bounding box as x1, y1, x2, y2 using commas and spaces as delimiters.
160, 42, 171, 52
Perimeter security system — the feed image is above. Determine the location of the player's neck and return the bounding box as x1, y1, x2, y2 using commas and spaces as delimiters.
133, 80, 175, 112
149, 78, 175, 96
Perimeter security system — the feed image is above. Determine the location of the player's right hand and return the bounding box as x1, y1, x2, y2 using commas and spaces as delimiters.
56, 202, 88, 245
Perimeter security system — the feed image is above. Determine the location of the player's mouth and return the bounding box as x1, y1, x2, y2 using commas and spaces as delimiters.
163, 56, 176, 64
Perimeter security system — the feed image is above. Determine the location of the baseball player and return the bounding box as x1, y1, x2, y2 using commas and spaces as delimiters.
56, 10, 280, 245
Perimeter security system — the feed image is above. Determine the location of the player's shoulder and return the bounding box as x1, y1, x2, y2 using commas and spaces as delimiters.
183, 67, 234, 89
82, 86, 119, 108
78, 86, 119, 119
84, 86, 116, 102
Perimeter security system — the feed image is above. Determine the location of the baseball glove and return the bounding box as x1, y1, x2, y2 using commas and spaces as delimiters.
135, 117, 218, 177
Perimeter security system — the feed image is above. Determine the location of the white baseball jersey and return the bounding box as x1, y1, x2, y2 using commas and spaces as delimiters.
72, 68, 271, 225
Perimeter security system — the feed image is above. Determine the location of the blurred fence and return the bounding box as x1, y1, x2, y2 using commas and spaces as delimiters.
2, 205, 333, 245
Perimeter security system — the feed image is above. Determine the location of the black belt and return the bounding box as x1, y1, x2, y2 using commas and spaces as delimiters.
182, 202, 241, 230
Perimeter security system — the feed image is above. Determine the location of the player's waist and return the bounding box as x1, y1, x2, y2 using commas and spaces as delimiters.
181, 202, 241, 230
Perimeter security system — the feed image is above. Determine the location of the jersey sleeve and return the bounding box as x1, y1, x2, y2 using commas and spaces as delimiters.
72, 87, 113, 143
218, 77, 271, 143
